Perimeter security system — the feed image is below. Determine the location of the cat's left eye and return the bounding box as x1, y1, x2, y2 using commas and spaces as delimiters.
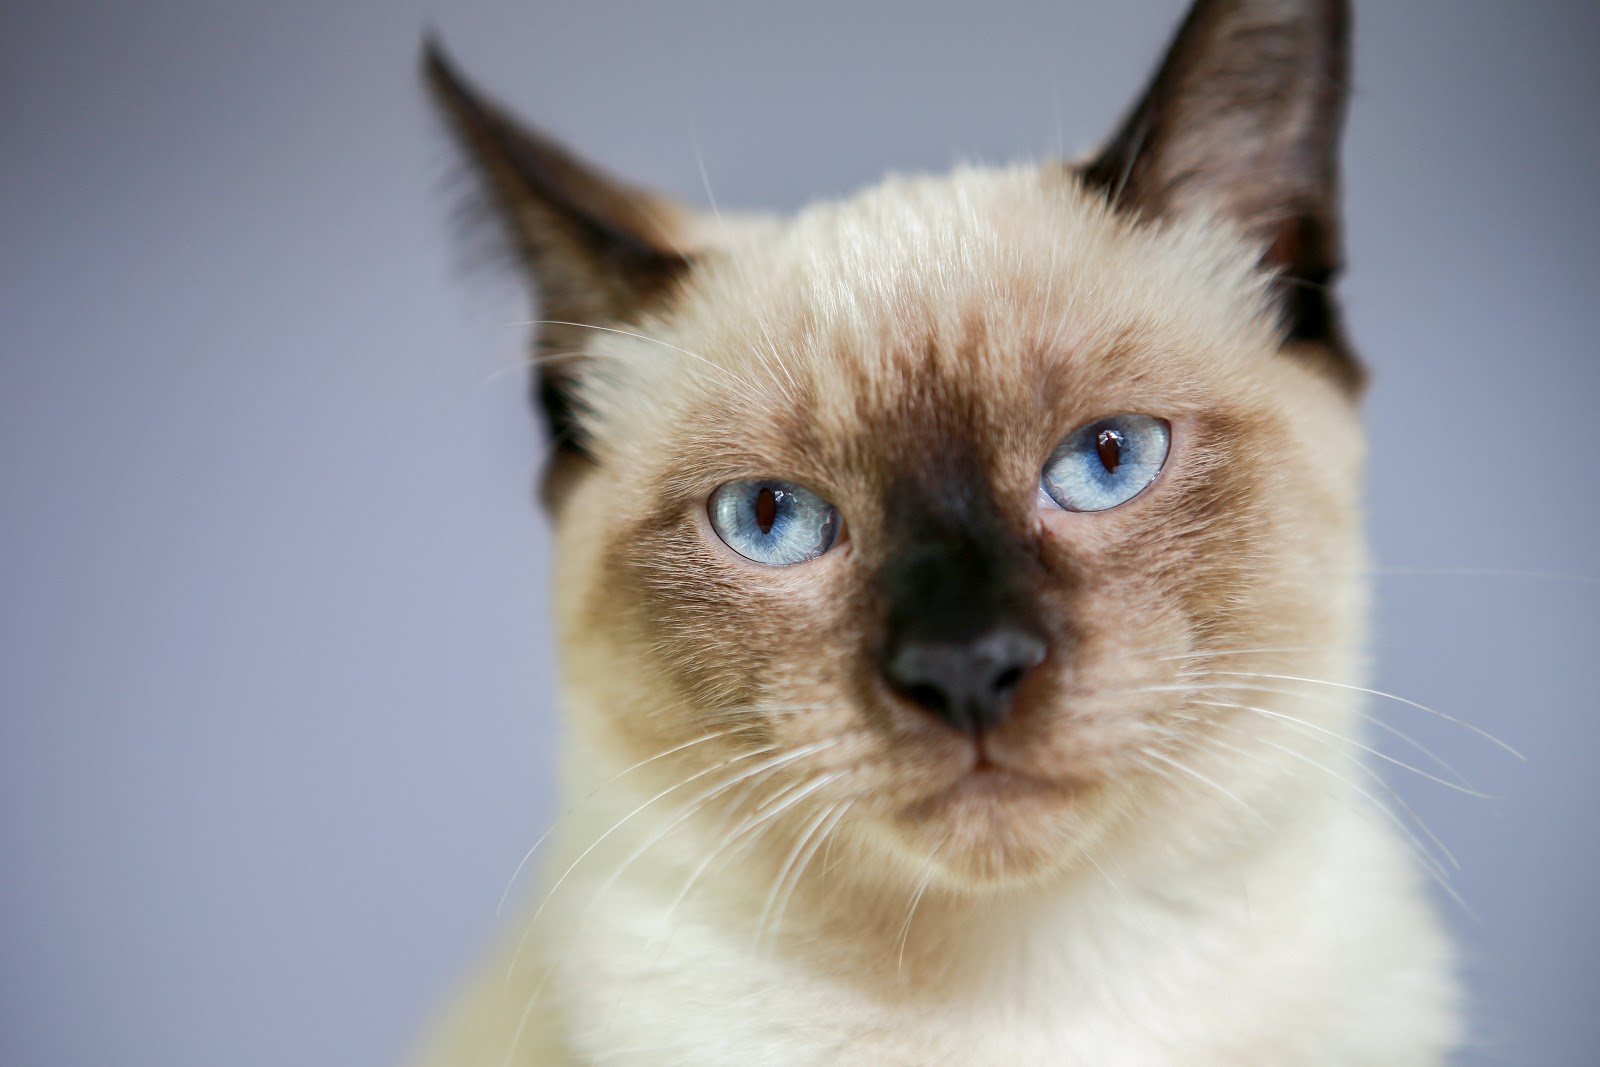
1041, 414, 1171, 513
708, 479, 841, 566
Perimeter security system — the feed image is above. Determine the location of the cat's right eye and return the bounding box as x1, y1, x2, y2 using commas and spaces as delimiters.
708, 479, 841, 566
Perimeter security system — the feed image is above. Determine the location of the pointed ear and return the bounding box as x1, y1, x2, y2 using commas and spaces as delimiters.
1082, 0, 1359, 390
422, 36, 698, 464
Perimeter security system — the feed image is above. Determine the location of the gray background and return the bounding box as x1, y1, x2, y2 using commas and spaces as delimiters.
3, 1, 1595, 1064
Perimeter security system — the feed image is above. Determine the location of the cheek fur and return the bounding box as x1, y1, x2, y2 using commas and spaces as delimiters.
608, 501, 867, 725
1017, 406, 1352, 760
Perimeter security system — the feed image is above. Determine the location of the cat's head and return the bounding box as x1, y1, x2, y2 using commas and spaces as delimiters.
429, 0, 1366, 891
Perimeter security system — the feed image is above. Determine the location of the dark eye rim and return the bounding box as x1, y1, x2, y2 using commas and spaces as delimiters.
1040, 414, 1174, 514
703, 478, 845, 567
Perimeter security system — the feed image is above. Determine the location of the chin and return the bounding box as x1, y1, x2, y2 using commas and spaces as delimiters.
883, 760, 1118, 892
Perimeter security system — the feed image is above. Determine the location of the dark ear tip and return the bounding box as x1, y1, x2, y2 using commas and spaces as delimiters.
419, 30, 462, 96
419, 28, 443, 72
419, 31, 505, 136
420, 26, 450, 63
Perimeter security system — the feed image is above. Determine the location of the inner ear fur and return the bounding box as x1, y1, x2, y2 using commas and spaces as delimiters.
1081, 0, 1362, 392
423, 36, 698, 467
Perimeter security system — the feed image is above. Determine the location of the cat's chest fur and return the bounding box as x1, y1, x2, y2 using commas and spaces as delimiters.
433, 749, 1454, 1066
418, 1, 1461, 1062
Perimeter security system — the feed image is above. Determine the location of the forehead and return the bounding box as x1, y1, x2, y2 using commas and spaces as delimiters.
589, 165, 1278, 492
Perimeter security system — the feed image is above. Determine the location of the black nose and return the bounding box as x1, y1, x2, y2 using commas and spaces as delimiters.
884, 627, 1048, 735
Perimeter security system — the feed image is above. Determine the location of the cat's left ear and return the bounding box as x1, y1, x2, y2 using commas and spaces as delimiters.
423, 36, 712, 490
423, 37, 697, 325
1082, 0, 1359, 390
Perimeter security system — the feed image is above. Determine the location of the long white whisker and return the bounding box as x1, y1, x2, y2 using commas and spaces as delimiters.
505, 740, 833, 980
1204, 670, 1525, 760
499, 969, 550, 1067
765, 799, 852, 947
1198, 730, 1467, 913
1193, 699, 1469, 867
1251, 736, 1470, 914
694, 701, 839, 731
586, 761, 841, 921
1075, 837, 1126, 903
1152, 646, 1363, 665
1139, 746, 1269, 826
896, 833, 949, 976
497, 824, 557, 919
1187, 695, 1495, 798
688, 116, 723, 226
602, 726, 754, 785
752, 795, 846, 954
650, 770, 845, 956
498, 729, 758, 918
1168, 677, 1476, 790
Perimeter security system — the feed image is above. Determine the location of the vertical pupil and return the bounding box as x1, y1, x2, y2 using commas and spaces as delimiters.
1096, 429, 1123, 473
754, 486, 778, 534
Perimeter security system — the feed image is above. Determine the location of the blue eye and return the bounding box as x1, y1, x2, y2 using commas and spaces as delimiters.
1041, 415, 1171, 513
708, 479, 841, 565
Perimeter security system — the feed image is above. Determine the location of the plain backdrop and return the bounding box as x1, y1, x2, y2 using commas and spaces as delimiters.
3, 1, 1596, 1064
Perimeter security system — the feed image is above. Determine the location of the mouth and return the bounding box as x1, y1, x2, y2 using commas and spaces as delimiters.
905, 742, 1070, 819
959, 754, 1063, 795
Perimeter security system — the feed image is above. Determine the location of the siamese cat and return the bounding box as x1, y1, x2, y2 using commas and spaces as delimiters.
417, 0, 1459, 1062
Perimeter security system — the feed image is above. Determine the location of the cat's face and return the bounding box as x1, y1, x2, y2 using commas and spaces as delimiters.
428, 0, 1362, 891
552, 168, 1364, 888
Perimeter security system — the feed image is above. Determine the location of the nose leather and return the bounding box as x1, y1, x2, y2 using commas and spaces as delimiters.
884, 626, 1047, 735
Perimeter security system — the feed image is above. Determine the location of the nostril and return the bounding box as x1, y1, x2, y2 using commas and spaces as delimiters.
985, 629, 1047, 692
991, 664, 1026, 696
902, 683, 949, 717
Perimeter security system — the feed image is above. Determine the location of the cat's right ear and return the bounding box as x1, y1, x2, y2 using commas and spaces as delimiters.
1081, 0, 1360, 392
423, 36, 696, 483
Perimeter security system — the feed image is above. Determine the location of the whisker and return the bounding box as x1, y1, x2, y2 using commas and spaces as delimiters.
896, 832, 950, 976
587, 766, 842, 921
766, 798, 853, 945
695, 700, 839, 730
1139, 745, 1270, 826
500, 968, 550, 1067
1183, 688, 1492, 797
1152, 646, 1364, 665
1191, 698, 1483, 847
496, 824, 557, 919
752, 795, 847, 954
602, 725, 757, 785
1179, 677, 1472, 787
1075, 837, 1126, 902
1199, 731, 1468, 914
1250, 736, 1471, 914
1204, 670, 1525, 760
1091, 640, 1372, 674
505, 740, 834, 981
478, 349, 602, 388
650, 770, 847, 956
1106, 117, 1150, 213
688, 115, 723, 227
497, 726, 758, 917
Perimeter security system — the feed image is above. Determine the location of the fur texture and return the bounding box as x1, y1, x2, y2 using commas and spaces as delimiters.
416, 2, 1459, 1063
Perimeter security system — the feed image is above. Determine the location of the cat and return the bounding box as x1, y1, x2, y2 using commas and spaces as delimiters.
415, 0, 1459, 1063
